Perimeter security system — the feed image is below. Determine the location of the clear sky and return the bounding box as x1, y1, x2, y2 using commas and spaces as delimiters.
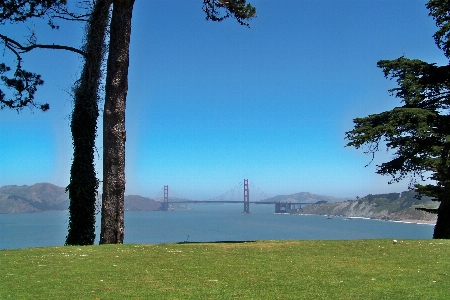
0, 0, 447, 200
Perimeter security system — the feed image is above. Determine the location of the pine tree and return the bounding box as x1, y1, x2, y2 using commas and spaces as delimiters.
346, 1, 450, 238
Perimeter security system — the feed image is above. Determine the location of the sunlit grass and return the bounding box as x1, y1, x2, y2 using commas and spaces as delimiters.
1, 240, 449, 299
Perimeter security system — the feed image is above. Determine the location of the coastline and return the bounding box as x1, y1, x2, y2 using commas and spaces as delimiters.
345, 216, 436, 226
391, 219, 436, 226
299, 213, 437, 226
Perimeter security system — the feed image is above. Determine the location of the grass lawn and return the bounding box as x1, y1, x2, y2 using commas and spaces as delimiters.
1, 239, 449, 299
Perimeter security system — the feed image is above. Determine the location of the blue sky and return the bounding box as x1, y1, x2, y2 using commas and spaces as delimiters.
0, 0, 447, 200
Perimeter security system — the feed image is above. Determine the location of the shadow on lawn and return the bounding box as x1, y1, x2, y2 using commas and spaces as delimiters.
176, 240, 256, 244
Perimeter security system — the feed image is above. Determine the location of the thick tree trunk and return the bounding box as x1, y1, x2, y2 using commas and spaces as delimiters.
100, 0, 135, 244
66, 0, 112, 245
433, 189, 450, 238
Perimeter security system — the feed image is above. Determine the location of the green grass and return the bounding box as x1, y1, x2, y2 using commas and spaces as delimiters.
1, 240, 449, 299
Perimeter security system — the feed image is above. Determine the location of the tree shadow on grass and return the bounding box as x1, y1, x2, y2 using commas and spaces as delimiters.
176, 240, 256, 244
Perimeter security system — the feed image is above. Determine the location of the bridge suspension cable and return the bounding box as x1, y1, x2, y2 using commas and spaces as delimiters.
249, 181, 271, 201
206, 181, 243, 201
169, 188, 191, 201
153, 186, 165, 201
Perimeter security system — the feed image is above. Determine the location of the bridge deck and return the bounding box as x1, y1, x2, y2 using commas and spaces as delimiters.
168, 200, 311, 205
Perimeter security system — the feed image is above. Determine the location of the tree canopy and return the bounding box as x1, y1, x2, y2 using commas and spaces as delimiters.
345, 1, 450, 238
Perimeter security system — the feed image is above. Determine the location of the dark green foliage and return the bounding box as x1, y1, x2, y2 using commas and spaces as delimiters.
0, 0, 66, 24
0, 62, 48, 111
202, 0, 256, 27
345, 58, 450, 237
427, 0, 450, 59
345, 1, 450, 238
346, 57, 450, 185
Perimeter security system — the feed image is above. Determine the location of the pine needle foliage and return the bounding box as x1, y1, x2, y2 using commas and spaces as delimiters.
346, 1, 450, 238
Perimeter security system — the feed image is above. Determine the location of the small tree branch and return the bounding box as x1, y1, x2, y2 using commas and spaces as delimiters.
0, 33, 86, 57
50, 6, 91, 22
52, 15, 89, 22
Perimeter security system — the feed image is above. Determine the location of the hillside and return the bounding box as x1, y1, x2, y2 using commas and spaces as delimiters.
124, 195, 161, 211
0, 183, 162, 214
0, 183, 69, 213
301, 190, 438, 222
263, 192, 346, 204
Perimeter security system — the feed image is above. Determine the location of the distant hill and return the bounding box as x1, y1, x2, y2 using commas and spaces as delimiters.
0, 183, 69, 213
124, 195, 161, 211
0, 183, 164, 214
263, 192, 347, 204
300, 190, 438, 222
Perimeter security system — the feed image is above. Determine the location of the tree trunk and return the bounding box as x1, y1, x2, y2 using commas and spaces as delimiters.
66, 0, 112, 245
433, 189, 450, 238
100, 0, 135, 244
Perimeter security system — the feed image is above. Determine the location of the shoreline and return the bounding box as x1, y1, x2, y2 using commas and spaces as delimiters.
346, 216, 436, 225
390, 219, 436, 225
298, 214, 436, 226
349, 217, 436, 226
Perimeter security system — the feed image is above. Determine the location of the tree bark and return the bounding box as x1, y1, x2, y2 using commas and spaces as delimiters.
433, 187, 450, 238
66, 0, 112, 245
100, 0, 135, 244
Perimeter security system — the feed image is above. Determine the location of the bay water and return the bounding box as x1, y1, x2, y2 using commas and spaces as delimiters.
0, 203, 434, 250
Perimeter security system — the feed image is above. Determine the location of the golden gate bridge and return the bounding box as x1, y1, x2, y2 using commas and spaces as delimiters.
158, 179, 311, 213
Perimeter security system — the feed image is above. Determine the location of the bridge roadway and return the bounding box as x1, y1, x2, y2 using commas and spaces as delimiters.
165, 200, 313, 214
170, 200, 312, 205
171, 200, 277, 204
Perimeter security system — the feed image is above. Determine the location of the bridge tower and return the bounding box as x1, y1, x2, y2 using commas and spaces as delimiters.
162, 185, 169, 211
244, 179, 250, 213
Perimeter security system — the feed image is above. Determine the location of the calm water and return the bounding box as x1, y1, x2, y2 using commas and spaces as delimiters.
0, 203, 434, 250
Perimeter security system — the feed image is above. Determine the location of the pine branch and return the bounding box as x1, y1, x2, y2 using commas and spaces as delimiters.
0, 33, 86, 57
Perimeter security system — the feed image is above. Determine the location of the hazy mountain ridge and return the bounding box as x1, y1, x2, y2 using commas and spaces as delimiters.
0, 183, 69, 213
0, 184, 162, 214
